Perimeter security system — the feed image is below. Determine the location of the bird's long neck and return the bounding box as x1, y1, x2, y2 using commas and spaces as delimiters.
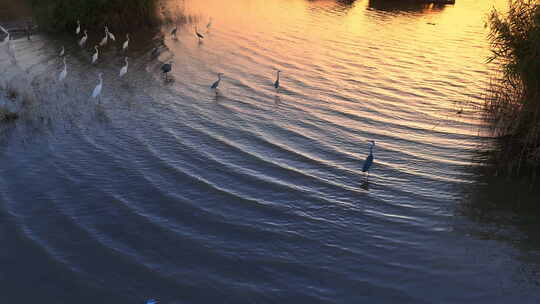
276, 71, 280, 82
125, 58, 129, 66
369, 144, 374, 155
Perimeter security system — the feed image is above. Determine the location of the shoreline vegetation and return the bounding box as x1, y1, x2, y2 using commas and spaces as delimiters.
29, 0, 159, 32
484, 0, 540, 178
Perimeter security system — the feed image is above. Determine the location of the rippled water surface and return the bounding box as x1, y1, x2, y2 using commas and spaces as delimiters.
1, 0, 540, 303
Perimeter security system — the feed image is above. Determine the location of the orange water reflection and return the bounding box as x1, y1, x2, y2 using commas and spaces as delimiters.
161, 0, 506, 141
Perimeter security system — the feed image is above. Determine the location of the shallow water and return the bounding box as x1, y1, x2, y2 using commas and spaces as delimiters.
1, 0, 540, 303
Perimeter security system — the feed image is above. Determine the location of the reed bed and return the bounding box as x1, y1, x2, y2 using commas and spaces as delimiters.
484, 0, 540, 177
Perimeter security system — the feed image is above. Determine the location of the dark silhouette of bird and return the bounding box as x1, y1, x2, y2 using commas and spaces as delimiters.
25, 21, 32, 40
211, 73, 223, 95
274, 70, 281, 92
171, 25, 178, 39
195, 27, 204, 41
362, 140, 375, 179
161, 61, 173, 80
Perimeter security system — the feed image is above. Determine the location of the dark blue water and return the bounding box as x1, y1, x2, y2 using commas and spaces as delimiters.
1, 0, 540, 303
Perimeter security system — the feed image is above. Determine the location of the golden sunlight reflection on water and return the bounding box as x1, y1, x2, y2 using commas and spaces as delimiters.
160, 0, 505, 145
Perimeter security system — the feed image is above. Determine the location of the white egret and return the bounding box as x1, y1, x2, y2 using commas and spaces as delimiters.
59, 46, 65, 57
79, 30, 88, 47
274, 70, 281, 92
119, 57, 128, 78
58, 57, 67, 81
91, 45, 99, 64
91, 73, 103, 102
106, 26, 116, 41
0, 25, 9, 43
76, 19, 80, 35
210, 73, 223, 95
1, 31, 9, 44
122, 34, 130, 52
99, 27, 108, 46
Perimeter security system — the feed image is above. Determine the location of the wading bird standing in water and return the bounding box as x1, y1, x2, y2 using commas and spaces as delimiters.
1, 28, 10, 45
195, 27, 204, 42
99, 28, 108, 47
75, 19, 80, 35
119, 57, 128, 78
106, 26, 116, 41
171, 25, 178, 39
122, 34, 130, 52
92, 73, 103, 102
58, 57, 67, 81
161, 61, 173, 80
25, 22, 32, 40
211, 73, 223, 95
274, 70, 281, 92
91, 45, 99, 64
362, 140, 375, 179
79, 30, 88, 47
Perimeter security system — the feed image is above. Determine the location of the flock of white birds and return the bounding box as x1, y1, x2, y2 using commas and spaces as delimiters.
59, 18, 282, 101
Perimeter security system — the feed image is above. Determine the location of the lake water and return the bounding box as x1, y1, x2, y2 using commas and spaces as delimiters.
1, 0, 540, 303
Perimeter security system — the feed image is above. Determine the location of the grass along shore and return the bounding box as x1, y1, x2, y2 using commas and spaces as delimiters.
29, 0, 159, 32
484, 0, 540, 177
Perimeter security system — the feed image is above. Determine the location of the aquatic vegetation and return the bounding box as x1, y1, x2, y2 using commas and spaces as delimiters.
484, 0, 540, 176
30, 0, 159, 31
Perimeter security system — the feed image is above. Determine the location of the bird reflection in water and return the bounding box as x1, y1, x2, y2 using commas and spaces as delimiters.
360, 179, 370, 191
274, 94, 281, 105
